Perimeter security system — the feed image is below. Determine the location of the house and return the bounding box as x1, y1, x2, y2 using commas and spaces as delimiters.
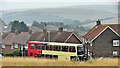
2, 32, 17, 52
12, 32, 31, 46
0, 32, 10, 52
29, 27, 82, 44
12, 32, 31, 56
84, 20, 120, 57
2, 32, 31, 53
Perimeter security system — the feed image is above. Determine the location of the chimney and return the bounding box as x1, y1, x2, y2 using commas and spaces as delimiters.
43, 28, 47, 33
58, 27, 63, 32
96, 19, 101, 26
43, 23, 47, 33
44, 23, 47, 29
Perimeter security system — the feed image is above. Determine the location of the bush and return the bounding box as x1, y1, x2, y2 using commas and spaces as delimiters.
2, 52, 14, 56
2, 49, 20, 56
13, 49, 20, 56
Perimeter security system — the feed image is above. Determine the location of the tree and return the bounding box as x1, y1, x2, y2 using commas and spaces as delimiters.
10, 20, 29, 33
32, 21, 40, 27
32, 21, 45, 29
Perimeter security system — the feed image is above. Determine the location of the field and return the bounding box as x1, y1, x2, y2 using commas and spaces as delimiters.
0, 57, 119, 66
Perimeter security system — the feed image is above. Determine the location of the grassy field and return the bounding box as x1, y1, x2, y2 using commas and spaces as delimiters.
1, 57, 119, 66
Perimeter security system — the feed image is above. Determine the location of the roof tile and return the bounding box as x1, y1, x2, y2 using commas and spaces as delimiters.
84, 24, 120, 41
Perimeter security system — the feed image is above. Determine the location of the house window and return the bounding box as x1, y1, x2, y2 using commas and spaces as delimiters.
113, 51, 119, 56
11, 45, 14, 49
2, 44, 5, 48
113, 40, 119, 46
14, 44, 18, 48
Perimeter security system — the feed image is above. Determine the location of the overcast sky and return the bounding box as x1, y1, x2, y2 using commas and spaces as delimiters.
0, 0, 119, 11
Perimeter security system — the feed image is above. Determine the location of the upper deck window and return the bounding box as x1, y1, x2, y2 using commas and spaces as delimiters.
69, 46, 76, 52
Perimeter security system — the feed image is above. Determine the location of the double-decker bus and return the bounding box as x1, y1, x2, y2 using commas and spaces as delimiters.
27, 41, 86, 61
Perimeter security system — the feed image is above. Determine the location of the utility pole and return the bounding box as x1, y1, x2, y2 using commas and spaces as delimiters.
84, 40, 91, 60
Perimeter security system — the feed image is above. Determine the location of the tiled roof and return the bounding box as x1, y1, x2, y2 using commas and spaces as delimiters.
50, 31, 72, 42
2, 33, 16, 45
13, 32, 31, 45
29, 31, 81, 43
28, 26, 42, 33
28, 32, 42, 41
0, 32, 11, 44
84, 24, 120, 41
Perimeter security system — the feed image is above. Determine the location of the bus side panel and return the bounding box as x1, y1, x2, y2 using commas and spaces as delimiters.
29, 50, 42, 57
27, 42, 43, 57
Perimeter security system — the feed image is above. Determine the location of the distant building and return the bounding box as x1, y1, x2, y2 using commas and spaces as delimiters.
1, 27, 82, 53
2, 33, 16, 52
2, 32, 31, 53
0, 32, 10, 52
29, 27, 82, 44
84, 20, 120, 57
28, 26, 42, 33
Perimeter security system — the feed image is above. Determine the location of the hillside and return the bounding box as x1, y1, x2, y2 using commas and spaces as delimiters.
1, 5, 118, 27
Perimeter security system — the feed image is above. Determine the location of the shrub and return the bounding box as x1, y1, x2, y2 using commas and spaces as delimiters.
13, 49, 20, 56
2, 52, 14, 56
2, 49, 20, 56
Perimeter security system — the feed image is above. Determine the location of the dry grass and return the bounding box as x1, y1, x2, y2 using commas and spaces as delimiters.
1, 57, 119, 66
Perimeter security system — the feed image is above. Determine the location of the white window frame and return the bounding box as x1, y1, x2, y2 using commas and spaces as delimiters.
14, 44, 18, 48
2, 44, 5, 48
113, 51, 118, 56
11, 45, 14, 49
113, 40, 119, 46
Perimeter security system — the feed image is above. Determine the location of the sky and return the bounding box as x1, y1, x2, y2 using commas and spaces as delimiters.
1, 0, 119, 2
0, 0, 119, 11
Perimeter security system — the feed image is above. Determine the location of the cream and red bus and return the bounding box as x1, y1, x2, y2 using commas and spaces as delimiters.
27, 41, 86, 61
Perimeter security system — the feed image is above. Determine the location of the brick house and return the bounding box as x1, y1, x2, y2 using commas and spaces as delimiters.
29, 27, 82, 44
0, 32, 10, 52
2, 33, 17, 52
2, 32, 31, 53
12, 32, 31, 48
12, 32, 31, 55
1, 27, 82, 53
84, 20, 120, 57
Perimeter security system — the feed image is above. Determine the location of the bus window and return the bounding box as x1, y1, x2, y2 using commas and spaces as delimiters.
54, 46, 61, 51
49, 45, 53, 50
46, 45, 49, 50
69, 46, 76, 52
61, 46, 68, 52
30, 44, 38, 49
42, 45, 46, 50
35, 44, 39, 49
30, 44, 35, 49
52, 46, 55, 51
77, 46, 84, 55
46, 45, 52, 50
38, 45, 42, 50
